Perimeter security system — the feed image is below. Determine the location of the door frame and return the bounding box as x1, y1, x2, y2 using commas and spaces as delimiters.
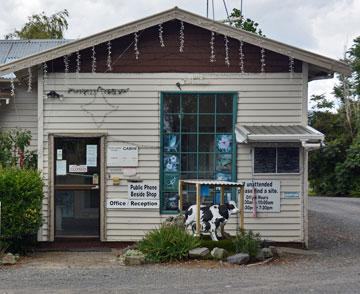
48, 133, 107, 241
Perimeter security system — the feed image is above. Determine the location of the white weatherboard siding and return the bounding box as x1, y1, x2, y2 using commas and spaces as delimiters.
0, 84, 38, 149
40, 72, 304, 242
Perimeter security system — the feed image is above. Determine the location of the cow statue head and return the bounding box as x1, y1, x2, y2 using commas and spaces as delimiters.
226, 200, 240, 215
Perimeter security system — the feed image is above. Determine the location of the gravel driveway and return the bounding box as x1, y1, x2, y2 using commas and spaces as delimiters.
1, 197, 360, 294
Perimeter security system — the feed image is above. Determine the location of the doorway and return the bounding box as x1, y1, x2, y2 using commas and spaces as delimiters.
54, 137, 101, 238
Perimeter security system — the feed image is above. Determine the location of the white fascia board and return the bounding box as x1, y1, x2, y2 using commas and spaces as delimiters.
247, 134, 324, 142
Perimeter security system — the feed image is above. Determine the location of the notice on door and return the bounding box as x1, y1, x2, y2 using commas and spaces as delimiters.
244, 180, 280, 212
86, 144, 97, 167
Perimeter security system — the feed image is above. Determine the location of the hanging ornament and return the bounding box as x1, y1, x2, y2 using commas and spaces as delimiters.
179, 21, 185, 53
224, 35, 230, 67
27, 67, 32, 93
239, 40, 245, 73
10, 78, 15, 97
289, 56, 294, 78
260, 47, 266, 73
158, 24, 165, 47
42, 62, 48, 80
134, 32, 139, 60
107, 41, 112, 71
76, 51, 81, 77
91, 46, 96, 73
210, 31, 216, 63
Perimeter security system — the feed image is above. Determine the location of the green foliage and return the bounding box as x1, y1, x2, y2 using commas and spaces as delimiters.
137, 224, 200, 263
229, 8, 264, 36
0, 167, 44, 252
233, 230, 261, 259
199, 237, 236, 253
0, 129, 37, 169
309, 36, 360, 196
5, 9, 69, 39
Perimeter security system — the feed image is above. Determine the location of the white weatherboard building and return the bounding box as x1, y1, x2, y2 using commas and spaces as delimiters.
0, 8, 350, 247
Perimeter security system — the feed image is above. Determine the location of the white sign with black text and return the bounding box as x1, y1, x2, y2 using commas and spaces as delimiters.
128, 183, 159, 200
244, 180, 280, 213
107, 145, 138, 167
106, 199, 159, 209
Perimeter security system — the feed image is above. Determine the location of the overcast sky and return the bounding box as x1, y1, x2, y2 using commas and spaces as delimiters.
1, 0, 359, 104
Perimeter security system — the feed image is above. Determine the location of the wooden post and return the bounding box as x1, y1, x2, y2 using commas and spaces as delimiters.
240, 185, 245, 231
178, 180, 183, 211
196, 183, 201, 236
220, 186, 225, 205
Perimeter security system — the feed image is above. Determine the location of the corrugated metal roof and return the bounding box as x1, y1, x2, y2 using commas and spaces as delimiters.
0, 39, 71, 65
235, 124, 324, 143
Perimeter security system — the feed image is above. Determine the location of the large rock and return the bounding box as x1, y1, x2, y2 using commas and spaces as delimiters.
189, 247, 209, 258
1, 253, 17, 265
227, 253, 250, 265
211, 247, 228, 260
269, 246, 279, 258
261, 247, 273, 259
124, 255, 145, 266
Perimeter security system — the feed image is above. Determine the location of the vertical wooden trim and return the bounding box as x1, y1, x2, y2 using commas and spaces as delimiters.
303, 149, 309, 247
100, 136, 106, 241
48, 134, 55, 241
178, 180, 183, 211
196, 183, 201, 235
220, 186, 225, 205
240, 185, 245, 231
37, 68, 44, 241
302, 62, 309, 125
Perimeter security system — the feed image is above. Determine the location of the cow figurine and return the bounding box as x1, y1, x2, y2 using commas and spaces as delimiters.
184, 201, 239, 241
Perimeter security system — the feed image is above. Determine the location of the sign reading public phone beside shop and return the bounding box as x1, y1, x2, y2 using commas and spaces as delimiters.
244, 180, 280, 212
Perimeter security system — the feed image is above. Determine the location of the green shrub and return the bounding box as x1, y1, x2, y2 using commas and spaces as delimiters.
199, 237, 236, 253
138, 224, 200, 263
233, 230, 261, 259
0, 167, 44, 252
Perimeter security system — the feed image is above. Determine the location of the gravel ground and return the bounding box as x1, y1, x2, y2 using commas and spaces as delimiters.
1, 197, 360, 294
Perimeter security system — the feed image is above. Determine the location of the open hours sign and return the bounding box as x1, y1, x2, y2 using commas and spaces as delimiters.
244, 180, 280, 212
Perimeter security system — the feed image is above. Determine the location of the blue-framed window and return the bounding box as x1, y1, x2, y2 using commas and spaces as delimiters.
160, 92, 238, 213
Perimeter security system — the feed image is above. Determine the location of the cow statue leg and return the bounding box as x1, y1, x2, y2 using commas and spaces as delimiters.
209, 222, 219, 241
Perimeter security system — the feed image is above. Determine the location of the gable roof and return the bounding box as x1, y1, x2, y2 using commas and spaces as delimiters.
0, 7, 351, 77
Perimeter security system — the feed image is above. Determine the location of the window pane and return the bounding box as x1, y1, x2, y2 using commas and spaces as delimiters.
217, 94, 233, 113
199, 94, 215, 113
277, 147, 300, 173
215, 172, 232, 181
182, 115, 197, 132
163, 192, 178, 211
181, 134, 197, 152
164, 93, 180, 113
199, 134, 215, 152
216, 154, 232, 172
163, 174, 180, 192
199, 115, 214, 132
164, 154, 180, 172
216, 115, 232, 133
181, 153, 197, 171
254, 147, 276, 173
198, 153, 214, 172
216, 134, 232, 153
182, 94, 197, 113
164, 134, 179, 152
164, 115, 180, 133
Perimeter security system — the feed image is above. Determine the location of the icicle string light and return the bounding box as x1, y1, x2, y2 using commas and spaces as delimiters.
91, 46, 96, 73
107, 41, 112, 71
289, 56, 294, 78
76, 51, 81, 77
179, 21, 184, 52
224, 35, 230, 67
260, 47, 266, 73
10, 78, 15, 97
210, 31, 216, 63
134, 32, 139, 60
43, 62, 48, 79
27, 67, 32, 93
64, 55, 69, 75
159, 24, 165, 47
239, 40, 245, 73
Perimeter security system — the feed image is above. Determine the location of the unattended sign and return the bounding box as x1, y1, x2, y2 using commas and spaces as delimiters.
244, 180, 280, 212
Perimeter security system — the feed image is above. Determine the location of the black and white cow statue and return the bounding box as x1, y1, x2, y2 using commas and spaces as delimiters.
184, 201, 239, 241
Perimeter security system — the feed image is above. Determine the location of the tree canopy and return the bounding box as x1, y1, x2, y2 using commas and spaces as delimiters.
5, 9, 69, 39
309, 37, 360, 196
228, 8, 264, 37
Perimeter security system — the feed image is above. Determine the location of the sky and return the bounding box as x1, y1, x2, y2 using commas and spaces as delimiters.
1, 0, 359, 105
